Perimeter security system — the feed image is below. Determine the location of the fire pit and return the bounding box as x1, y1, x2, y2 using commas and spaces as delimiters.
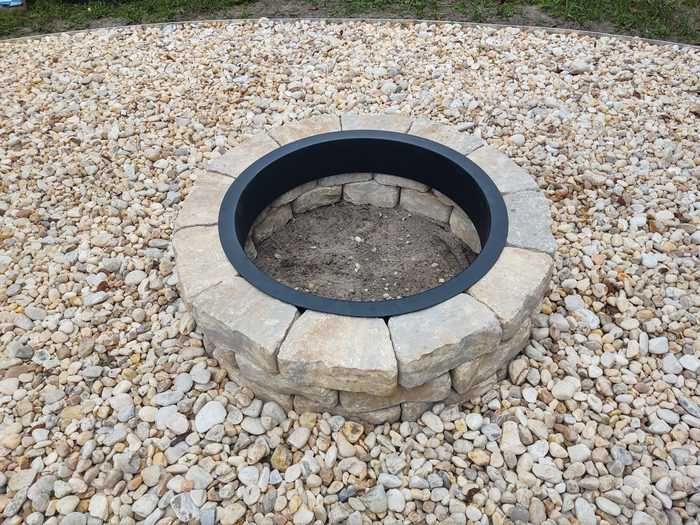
174, 114, 555, 423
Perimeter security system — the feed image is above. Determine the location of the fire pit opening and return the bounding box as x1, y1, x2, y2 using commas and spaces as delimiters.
218, 130, 508, 317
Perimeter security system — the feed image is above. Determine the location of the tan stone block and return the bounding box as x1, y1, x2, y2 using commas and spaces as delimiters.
208, 132, 279, 177
269, 115, 341, 145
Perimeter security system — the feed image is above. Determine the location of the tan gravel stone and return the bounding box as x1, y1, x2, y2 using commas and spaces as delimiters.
208, 132, 279, 177
467, 145, 538, 194
469, 248, 553, 339
173, 225, 237, 302
269, 115, 341, 145
277, 311, 397, 395
193, 277, 298, 372
389, 294, 501, 388
409, 118, 484, 154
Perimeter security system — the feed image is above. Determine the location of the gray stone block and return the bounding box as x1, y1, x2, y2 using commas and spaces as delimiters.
375, 174, 428, 192
467, 145, 538, 195
269, 115, 340, 145
252, 205, 293, 243
318, 173, 372, 186
193, 277, 299, 373
174, 173, 231, 231
449, 207, 481, 253
341, 113, 413, 133
277, 311, 397, 395
389, 294, 501, 388
469, 247, 553, 339
208, 132, 279, 178
399, 188, 452, 224
504, 191, 557, 255
173, 225, 238, 302
271, 181, 317, 207
409, 119, 484, 154
292, 185, 342, 214
339, 374, 451, 412
343, 180, 399, 208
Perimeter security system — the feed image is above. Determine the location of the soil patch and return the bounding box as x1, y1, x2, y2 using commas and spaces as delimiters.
253, 201, 476, 301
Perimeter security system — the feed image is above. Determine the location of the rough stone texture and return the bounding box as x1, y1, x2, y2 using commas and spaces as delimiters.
193, 277, 298, 372
452, 320, 532, 393
291, 185, 342, 214
399, 188, 452, 224
409, 119, 484, 154
277, 312, 397, 395
469, 247, 553, 339
339, 374, 451, 412
449, 207, 481, 253
467, 145, 538, 194
235, 354, 338, 408
174, 172, 230, 231
271, 181, 317, 207
504, 191, 557, 254
401, 402, 434, 422
389, 294, 502, 388
375, 174, 429, 192
213, 349, 294, 411
269, 115, 341, 145
319, 173, 372, 186
293, 395, 337, 414
173, 225, 238, 302
343, 180, 399, 208
252, 205, 293, 243
338, 405, 402, 425
341, 113, 413, 133
208, 132, 279, 178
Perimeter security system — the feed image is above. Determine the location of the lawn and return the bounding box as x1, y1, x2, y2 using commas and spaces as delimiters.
0, 0, 698, 43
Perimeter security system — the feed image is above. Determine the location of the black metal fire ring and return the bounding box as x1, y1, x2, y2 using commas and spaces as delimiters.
218, 130, 508, 318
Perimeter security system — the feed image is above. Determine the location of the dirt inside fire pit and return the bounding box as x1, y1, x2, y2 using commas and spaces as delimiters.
253, 202, 476, 301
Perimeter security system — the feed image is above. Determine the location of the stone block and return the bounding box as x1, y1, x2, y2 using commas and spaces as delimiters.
269, 115, 341, 145
318, 173, 372, 186
399, 188, 452, 224
432, 189, 457, 207
339, 373, 451, 412
208, 132, 279, 178
192, 277, 298, 373
338, 405, 402, 425
174, 173, 230, 231
409, 119, 484, 154
292, 185, 342, 214
452, 320, 531, 393
401, 402, 433, 422
252, 205, 293, 243
389, 294, 501, 388
504, 191, 557, 255
236, 354, 338, 408
343, 180, 399, 208
449, 207, 481, 253
293, 395, 338, 414
173, 225, 238, 302
271, 181, 317, 207
277, 311, 397, 395
467, 146, 538, 195
375, 174, 428, 192
341, 113, 413, 133
468, 247, 553, 339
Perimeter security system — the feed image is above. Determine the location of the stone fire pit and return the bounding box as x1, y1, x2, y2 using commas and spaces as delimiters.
173, 114, 555, 423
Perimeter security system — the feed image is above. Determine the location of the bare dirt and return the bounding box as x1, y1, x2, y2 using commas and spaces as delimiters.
253, 201, 476, 301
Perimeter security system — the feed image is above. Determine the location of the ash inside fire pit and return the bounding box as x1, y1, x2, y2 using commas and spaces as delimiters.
253, 201, 476, 301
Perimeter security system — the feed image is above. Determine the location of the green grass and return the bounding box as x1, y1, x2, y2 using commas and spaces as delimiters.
1, 0, 698, 42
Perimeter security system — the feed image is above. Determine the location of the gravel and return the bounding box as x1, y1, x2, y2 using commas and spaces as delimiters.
0, 18, 698, 525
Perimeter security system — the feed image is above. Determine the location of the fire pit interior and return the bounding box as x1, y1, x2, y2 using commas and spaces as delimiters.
173, 114, 556, 423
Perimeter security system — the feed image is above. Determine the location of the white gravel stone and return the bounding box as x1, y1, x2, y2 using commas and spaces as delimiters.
194, 401, 226, 433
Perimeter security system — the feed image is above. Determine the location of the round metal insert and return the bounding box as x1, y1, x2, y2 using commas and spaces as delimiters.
218, 130, 508, 317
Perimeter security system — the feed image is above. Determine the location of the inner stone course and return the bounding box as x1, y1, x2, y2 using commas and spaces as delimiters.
174, 113, 556, 422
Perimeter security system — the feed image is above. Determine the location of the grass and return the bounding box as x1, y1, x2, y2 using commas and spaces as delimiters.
0, 0, 697, 42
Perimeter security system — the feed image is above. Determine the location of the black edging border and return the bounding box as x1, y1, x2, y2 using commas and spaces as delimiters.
218, 130, 508, 318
